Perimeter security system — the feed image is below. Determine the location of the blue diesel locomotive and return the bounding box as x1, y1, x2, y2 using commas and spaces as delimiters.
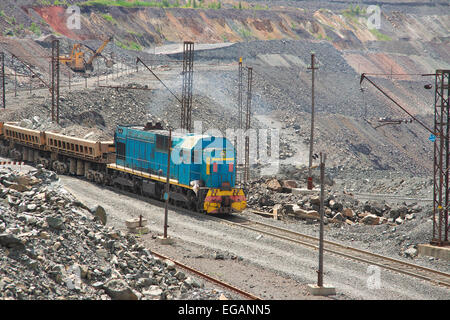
107, 124, 247, 214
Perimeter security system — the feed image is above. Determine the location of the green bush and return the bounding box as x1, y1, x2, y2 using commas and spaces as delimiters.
116, 39, 142, 51
30, 22, 41, 36
208, 1, 221, 9
369, 29, 392, 41
101, 13, 116, 23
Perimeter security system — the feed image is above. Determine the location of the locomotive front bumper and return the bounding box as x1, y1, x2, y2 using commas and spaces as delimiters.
203, 188, 247, 214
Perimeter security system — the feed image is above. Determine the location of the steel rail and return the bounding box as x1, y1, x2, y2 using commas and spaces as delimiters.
352, 192, 433, 202
217, 216, 450, 288
8, 149, 447, 291
149, 249, 262, 300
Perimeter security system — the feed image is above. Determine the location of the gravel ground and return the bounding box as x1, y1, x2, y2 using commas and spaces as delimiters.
1, 35, 449, 300
60, 175, 450, 300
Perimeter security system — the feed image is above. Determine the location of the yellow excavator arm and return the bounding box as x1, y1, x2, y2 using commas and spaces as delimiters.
59, 36, 112, 72
86, 36, 113, 68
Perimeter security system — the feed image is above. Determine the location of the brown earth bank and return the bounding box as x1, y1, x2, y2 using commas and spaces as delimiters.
0, 1, 448, 46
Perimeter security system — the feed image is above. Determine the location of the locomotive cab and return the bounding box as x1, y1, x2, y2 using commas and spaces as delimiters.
200, 138, 246, 214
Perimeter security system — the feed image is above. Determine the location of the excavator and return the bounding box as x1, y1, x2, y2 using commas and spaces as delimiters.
59, 36, 114, 73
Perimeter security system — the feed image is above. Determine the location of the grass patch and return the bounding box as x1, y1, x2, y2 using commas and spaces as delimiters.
208, 2, 222, 9
342, 4, 365, 17
101, 13, 117, 24
369, 28, 392, 41
116, 39, 142, 51
81, 0, 173, 8
80, 0, 227, 10
252, 4, 268, 10
30, 22, 41, 36
341, 4, 366, 24
238, 27, 252, 40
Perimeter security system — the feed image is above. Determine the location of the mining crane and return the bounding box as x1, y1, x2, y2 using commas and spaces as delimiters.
59, 36, 113, 73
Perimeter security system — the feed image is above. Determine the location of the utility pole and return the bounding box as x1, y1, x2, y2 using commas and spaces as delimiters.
1, 52, 5, 109
51, 39, 60, 123
181, 41, 194, 132
161, 129, 173, 245
13, 55, 17, 97
318, 152, 326, 287
307, 52, 318, 190
432, 69, 450, 246
238, 57, 243, 130
244, 66, 253, 182
236, 57, 244, 185
360, 71, 449, 247
307, 152, 336, 296
97, 60, 100, 86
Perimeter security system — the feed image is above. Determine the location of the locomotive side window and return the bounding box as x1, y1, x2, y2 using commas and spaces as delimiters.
156, 135, 169, 152
193, 150, 201, 164
117, 142, 125, 160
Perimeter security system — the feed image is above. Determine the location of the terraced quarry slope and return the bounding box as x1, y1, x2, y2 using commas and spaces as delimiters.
0, 1, 448, 175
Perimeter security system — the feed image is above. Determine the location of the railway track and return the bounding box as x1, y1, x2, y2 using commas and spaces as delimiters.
215, 215, 450, 289
59, 176, 262, 300
149, 249, 261, 300
63, 175, 450, 290
352, 192, 433, 202
26, 159, 449, 293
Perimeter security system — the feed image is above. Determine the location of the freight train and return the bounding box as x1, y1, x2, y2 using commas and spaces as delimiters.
0, 121, 246, 214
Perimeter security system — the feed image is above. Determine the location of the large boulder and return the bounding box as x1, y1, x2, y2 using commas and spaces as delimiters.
143, 285, 163, 299
266, 179, 282, 192
364, 201, 385, 217
404, 247, 418, 258
90, 205, 107, 225
0, 233, 25, 249
46, 216, 64, 230
342, 208, 356, 219
258, 195, 275, 207
104, 279, 138, 300
329, 199, 343, 212
389, 206, 408, 220
361, 214, 380, 225
310, 195, 320, 205
282, 180, 298, 189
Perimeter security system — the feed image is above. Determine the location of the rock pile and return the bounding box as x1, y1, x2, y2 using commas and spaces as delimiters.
0, 166, 229, 300
245, 177, 426, 226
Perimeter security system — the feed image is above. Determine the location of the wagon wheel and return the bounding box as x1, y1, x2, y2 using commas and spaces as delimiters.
196, 198, 205, 213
